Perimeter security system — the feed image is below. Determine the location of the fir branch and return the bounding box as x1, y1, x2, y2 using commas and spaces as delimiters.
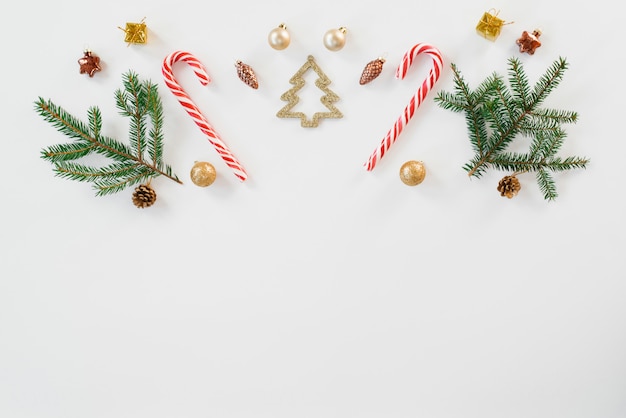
528, 108, 578, 124
93, 166, 153, 196
53, 161, 142, 183
41, 142, 95, 163
436, 63, 491, 157
508, 58, 532, 109
433, 90, 468, 113
145, 80, 164, 167
435, 57, 589, 200
35, 98, 92, 142
530, 57, 569, 108
88, 107, 102, 138
35, 71, 182, 197
536, 169, 557, 201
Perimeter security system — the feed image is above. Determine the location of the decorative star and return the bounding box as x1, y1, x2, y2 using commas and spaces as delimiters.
78, 50, 102, 77
516, 30, 542, 55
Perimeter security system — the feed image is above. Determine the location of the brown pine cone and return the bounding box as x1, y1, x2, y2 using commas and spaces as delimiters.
235, 61, 258, 89
132, 183, 157, 208
497, 175, 521, 199
359, 58, 385, 85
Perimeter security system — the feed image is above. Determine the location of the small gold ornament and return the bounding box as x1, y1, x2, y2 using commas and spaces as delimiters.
359, 58, 385, 85
497, 175, 521, 198
235, 61, 259, 89
399, 160, 426, 186
190, 161, 217, 187
476, 9, 513, 41
118, 17, 147, 46
132, 183, 157, 208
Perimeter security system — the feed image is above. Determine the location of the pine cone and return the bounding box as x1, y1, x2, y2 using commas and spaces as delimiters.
359, 58, 385, 85
235, 61, 258, 89
497, 175, 521, 198
132, 183, 157, 208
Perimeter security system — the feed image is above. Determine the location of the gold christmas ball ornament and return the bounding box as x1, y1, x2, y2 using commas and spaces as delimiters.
399, 160, 426, 186
190, 161, 216, 187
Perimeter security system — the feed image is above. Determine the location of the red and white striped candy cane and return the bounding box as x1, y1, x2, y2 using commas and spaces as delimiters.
364, 43, 443, 171
162, 51, 247, 181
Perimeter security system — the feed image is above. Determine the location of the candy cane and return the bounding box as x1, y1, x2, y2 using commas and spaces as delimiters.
364, 43, 443, 171
162, 51, 247, 181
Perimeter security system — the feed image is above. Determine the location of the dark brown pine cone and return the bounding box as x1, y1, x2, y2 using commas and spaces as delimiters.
132, 183, 157, 208
497, 175, 521, 199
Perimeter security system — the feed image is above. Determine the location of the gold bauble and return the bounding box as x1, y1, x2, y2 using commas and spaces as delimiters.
190, 161, 216, 187
399, 160, 426, 186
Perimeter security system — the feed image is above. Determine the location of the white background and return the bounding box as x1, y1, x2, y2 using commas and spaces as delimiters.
1, 0, 624, 417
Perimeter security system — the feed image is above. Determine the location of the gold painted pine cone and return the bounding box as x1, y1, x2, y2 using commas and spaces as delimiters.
235, 61, 259, 89
359, 58, 385, 85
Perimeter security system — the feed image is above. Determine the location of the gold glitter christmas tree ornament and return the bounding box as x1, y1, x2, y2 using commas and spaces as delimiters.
277, 55, 342, 128
119, 17, 148, 46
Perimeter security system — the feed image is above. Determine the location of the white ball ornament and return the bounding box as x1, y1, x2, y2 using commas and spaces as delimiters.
323, 27, 347, 51
268, 23, 290, 50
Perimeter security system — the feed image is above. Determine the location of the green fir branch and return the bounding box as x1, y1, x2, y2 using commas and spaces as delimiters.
530, 57, 569, 107
88, 107, 102, 138
53, 161, 143, 183
41, 142, 94, 163
536, 169, 558, 201
93, 166, 153, 196
508, 58, 532, 109
35, 98, 92, 142
146, 81, 165, 167
434, 57, 589, 200
35, 71, 182, 196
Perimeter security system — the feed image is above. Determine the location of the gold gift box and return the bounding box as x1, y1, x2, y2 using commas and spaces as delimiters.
120, 19, 147, 45
476, 11, 505, 41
